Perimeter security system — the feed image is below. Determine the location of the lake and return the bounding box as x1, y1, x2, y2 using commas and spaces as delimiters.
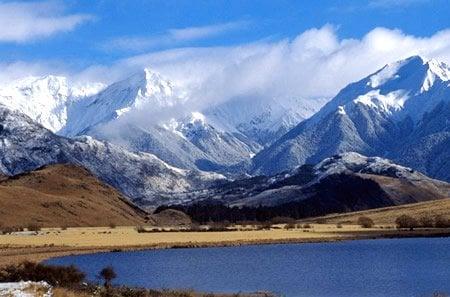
45, 237, 450, 297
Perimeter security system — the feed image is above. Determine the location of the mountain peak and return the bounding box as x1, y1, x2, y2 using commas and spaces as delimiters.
368, 55, 449, 90
123, 68, 174, 99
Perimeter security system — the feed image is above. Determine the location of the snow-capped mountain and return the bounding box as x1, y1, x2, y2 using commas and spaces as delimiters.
205, 96, 325, 146
0, 75, 104, 133
0, 68, 322, 173
60, 68, 182, 137
252, 56, 450, 181
0, 104, 223, 206
71, 69, 260, 171
188, 152, 450, 218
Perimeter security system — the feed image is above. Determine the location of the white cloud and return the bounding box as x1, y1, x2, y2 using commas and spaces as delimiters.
3, 25, 450, 117
97, 25, 450, 105
102, 21, 248, 52
368, 0, 429, 8
168, 21, 247, 41
0, 0, 93, 43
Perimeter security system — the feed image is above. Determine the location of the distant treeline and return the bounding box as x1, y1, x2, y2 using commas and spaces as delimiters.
155, 200, 331, 223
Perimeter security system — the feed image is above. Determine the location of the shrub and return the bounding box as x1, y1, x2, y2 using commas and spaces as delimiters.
108, 223, 116, 229
336, 223, 343, 229
1, 226, 24, 234
302, 223, 311, 229
207, 222, 230, 231
395, 215, 419, 229
270, 216, 295, 224
419, 216, 434, 228
0, 261, 85, 287
189, 223, 202, 231
284, 223, 296, 230
135, 225, 147, 233
99, 266, 116, 287
27, 223, 41, 232
261, 222, 272, 230
357, 216, 374, 228
434, 215, 450, 228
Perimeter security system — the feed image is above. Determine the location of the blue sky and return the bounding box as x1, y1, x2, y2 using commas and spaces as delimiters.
1, 0, 449, 66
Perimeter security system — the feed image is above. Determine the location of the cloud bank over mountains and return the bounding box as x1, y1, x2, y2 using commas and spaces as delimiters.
2, 25, 450, 117
77, 25, 450, 108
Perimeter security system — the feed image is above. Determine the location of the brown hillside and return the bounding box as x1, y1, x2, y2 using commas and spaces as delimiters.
311, 198, 450, 225
0, 164, 148, 228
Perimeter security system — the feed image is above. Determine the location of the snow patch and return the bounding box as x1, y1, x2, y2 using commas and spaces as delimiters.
353, 89, 408, 113
0, 281, 52, 297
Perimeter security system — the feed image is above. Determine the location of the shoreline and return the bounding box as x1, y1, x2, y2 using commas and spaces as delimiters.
2, 227, 450, 266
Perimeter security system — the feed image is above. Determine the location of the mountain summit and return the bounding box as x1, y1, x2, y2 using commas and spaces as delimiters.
252, 56, 450, 181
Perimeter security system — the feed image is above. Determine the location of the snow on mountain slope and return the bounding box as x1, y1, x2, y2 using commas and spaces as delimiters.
205, 96, 325, 146
60, 68, 183, 137
0, 104, 223, 206
189, 152, 450, 217
313, 152, 425, 181
0, 64, 325, 174
252, 56, 450, 180
0, 75, 104, 133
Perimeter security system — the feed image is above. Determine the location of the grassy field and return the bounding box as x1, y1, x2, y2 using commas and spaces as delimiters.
1, 199, 449, 267
309, 198, 450, 224
1, 223, 450, 267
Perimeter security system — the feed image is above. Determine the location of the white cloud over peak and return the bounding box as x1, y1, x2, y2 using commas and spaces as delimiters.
0, 0, 93, 43
94, 25, 450, 104
3, 25, 450, 118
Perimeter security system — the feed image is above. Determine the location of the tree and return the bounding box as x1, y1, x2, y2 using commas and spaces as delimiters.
419, 216, 434, 228
434, 215, 450, 228
395, 215, 419, 229
357, 216, 374, 228
99, 266, 116, 288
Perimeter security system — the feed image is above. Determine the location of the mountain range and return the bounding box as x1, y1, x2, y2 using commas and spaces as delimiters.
251, 56, 450, 182
0, 55, 449, 209
0, 105, 222, 206
175, 152, 450, 219
0, 69, 321, 173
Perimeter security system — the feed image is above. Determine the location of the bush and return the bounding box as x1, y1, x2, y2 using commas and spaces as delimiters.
108, 223, 116, 229
395, 215, 419, 229
270, 216, 295, 224
207, 222, 230, 231
284, 223, 296, 230
0, 226, 24, 234
302, 223, 311, 229
0, 261, 85, 287
419, 216, 434, 228
336, 223, 343, 229
254, 222, 272, 230
434, 215, 450, 228
189, 223, 202, 231
135, 225, 147, 233
27, 223, 41, 232
357, 216, 374, 228
99, 266, 116, 287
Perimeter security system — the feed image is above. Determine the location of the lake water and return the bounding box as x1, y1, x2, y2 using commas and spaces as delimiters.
46, 237, 450, 297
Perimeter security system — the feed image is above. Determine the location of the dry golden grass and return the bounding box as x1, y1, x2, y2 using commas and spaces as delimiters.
0, 225, 355, 266
1, 224, 449, 267
312, 198, 450, 225
0, 225, 347, 248
53, 288, 91, 297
